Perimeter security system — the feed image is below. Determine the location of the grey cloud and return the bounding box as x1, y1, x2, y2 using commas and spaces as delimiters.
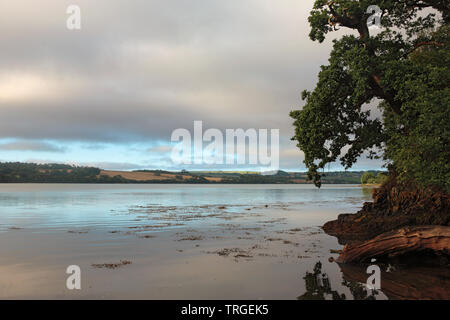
0, 0, 328, 143
0, 0, 383, 170
0, 141, 66, 153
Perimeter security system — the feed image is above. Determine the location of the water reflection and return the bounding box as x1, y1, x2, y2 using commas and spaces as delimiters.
298, 262, 379, 300
361, 187, 374, 198
0, 184, 369, 232
1, 184, 446, 299
339, 263, 450, 300
299, 261, 450, 300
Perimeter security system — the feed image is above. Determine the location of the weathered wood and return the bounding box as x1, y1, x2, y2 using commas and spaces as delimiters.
336, 226, 450, 264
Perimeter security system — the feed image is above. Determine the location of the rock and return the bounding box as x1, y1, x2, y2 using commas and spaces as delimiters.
323, 176, 450, 266
336, 226, 450, 264
323, 183, 450, 244
323, 213, 375, 244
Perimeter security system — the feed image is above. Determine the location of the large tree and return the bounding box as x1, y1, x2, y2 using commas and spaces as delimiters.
291, 0, 449, 191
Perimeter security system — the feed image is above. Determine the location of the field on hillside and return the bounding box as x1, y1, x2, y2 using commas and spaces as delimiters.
100, 170, 222, 182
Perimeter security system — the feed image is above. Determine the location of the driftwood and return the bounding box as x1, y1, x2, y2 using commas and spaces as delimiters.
337, 226, 450, 264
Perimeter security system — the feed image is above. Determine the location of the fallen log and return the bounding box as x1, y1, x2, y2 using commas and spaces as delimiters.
336, 226, 450, 264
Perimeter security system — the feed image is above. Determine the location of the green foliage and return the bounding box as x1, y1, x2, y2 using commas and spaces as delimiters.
361, 171, 388, 184
291, 1, 450, 191
0, 162, 102, 183
361, 171, 375, 184
376, 172, 389, 185
384, 26, 450, 190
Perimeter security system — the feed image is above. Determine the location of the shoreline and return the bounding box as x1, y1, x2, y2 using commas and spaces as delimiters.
322, 183, 450, 265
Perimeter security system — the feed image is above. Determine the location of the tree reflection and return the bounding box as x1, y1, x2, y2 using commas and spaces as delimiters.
297, 262, 379, 300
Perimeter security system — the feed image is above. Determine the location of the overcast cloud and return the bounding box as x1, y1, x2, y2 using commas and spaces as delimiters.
0, 0, 383, 171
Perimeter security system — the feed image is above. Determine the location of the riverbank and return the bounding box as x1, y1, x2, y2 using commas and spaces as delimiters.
322, 181, 450, 265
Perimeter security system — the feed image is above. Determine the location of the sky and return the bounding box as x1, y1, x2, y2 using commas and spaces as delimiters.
0, 0, 384, 172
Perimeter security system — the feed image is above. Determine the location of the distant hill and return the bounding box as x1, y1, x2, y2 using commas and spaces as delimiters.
0, 162, 386, 184
274, 170, 290, 177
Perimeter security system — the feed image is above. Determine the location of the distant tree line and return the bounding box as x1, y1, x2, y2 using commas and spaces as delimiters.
0, 162, 387, 184
0, 162, 104, 183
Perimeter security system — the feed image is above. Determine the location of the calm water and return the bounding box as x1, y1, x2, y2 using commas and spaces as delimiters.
0, 184, 447, 299
0, 184, 369, 233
